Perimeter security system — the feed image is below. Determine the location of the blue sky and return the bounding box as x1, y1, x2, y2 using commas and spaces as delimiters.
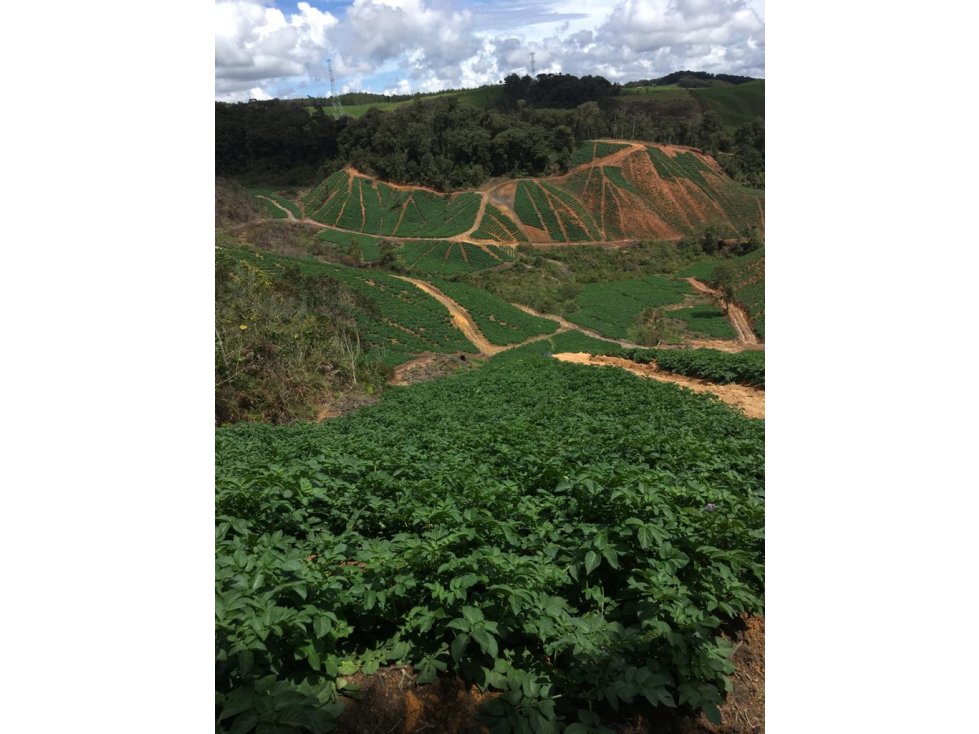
216, 0, 765, 101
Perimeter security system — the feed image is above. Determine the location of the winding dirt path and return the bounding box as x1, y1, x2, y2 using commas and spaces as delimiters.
553, 352, 764, 419
256, 195, 296, 221
462, 193, 489, 239
686, 278, 759, 345
393, 276, 505, 355
511, 304, 643, 349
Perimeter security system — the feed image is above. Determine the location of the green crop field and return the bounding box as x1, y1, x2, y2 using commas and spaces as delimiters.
315, 229, 384, 263
669, 303, 737, 339
429, 279, 558, 345
568, 141, 629, 168
567, 276, 693, 339
305, 86, 502, 119
216, 353, 764, 733
224, 247, 476, 365
691, 80, 765, 130
249, 188, 301, 219
305, 171, 481, 238
513, 181, 600, 242
397, 241, 513, 275
471, 203, 527, 243
678, 250, 765, 339
618, 347, 765, 389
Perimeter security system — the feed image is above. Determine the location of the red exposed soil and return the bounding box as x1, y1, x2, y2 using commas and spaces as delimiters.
393, 276, 505, 355
289, 141, 761, 248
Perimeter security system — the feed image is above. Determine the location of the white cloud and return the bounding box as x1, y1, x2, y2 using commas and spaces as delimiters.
215, 0, 764, 99
215, 1, 339, 96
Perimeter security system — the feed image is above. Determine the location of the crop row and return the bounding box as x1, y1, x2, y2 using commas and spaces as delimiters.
568, 141, 628, 167
303, 169, 348, 214
227, 247, 475, 365
315, 229, 383, 263
602, 166, 641, 197
668, 304, 737, 339
646, 147, 715, 195
215, 355, 764, 733
513, 181, 544, 230
250, 188, 302, 219
525, 183, 563, 240
307, 172, 481, 238
398, 241, 511, 276
472, 204, 528, 243
567, 276, 694, 339
429, 279, 558, 345
615, 347, 765, 388
539, 182, 602, 240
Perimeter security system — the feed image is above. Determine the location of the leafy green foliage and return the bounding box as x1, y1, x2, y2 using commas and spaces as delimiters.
314, 230, 384, 264
567, 276, 693, 339
215, 249, 389, 424
514, 182, 544, 230
569, 141, 628, 168
678, 250, 765, 340
472, 204, 528, 243
216, 356, 764, 731
227, 247, 477, 366
429, 279, 559, 346
308, 171, 482, 238
668, 304, 737, 339
397, 241, 513, 275
617, 348, 765, 389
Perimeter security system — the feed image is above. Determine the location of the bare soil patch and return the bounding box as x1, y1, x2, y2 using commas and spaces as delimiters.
387, 353, 479, 387
315, 392, 381, 421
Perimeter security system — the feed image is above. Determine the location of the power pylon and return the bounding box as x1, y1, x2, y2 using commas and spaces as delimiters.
529, 52, 536, 76
327, 59, 345, 119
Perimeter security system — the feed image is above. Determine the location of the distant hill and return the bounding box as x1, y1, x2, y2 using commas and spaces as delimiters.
300, 140, 762, 244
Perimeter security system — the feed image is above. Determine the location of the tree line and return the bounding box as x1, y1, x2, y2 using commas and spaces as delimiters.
216, 73, 763, 190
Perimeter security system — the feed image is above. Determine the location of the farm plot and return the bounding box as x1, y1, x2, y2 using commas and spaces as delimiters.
646, 147, 715, 194
429, 279, 558, 345
215, 355, 764, 734
512, 181, 600, 242
568, 140, 629, 167
398, 241, 513, 276
471, 204, 528, 243
617, 347, 764, 388
226, 247, 476, 365
307, 171, 482, 238
249, 188, 301, 219
315, 229, 384, 263
669, 303, 738, 339
679, 249, 765, 339
567, 276, 694, 340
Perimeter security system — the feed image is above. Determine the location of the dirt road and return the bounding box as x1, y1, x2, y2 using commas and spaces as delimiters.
686, 278, 759, 345
393, 276, 505, 355
553, 352, 764, 419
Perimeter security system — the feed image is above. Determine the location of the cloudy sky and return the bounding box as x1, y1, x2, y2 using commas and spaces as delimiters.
216, 0, 765, 101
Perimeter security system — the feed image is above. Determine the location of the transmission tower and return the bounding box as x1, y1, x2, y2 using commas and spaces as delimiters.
529, 52, 536, 76
327, 59, 345, 119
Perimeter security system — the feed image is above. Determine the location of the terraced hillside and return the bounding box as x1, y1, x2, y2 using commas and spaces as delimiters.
525, 141, 763, 241
293, 142, 763, 249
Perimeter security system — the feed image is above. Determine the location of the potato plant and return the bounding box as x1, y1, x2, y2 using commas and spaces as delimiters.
216, 356, 764, 732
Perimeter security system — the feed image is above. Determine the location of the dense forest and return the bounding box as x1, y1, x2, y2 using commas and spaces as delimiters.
215, 72, 764, 190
